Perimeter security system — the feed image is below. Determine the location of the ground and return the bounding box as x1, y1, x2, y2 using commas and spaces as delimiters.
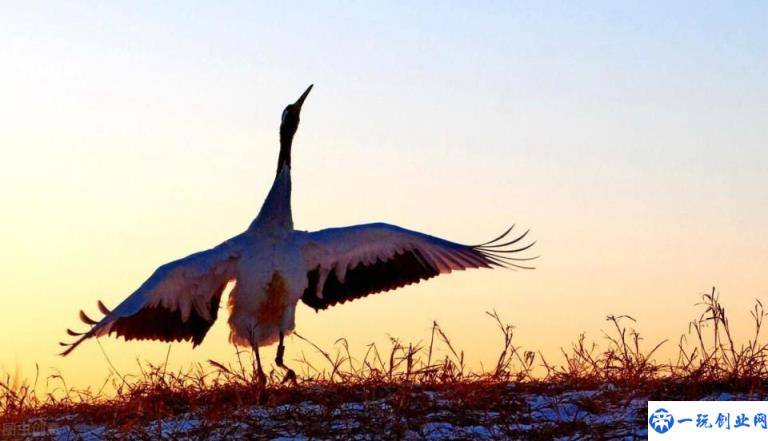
6, 381, 767, 440
3, 290, 768, 440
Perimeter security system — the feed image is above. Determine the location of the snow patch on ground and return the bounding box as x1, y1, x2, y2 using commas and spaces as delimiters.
40, 386, 683, 440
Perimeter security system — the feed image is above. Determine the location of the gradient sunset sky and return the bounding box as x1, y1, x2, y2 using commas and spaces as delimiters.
1, 1, 767, 390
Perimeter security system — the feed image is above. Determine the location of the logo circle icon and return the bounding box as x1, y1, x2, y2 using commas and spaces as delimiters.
649, 408, 675, 434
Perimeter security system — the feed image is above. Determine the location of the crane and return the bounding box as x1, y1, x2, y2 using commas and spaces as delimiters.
60, 85, 536, 384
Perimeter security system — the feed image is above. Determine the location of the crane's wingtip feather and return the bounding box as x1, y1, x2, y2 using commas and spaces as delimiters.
470, 225, 515, 247
97, 300, 111, 315
476, 229, 530, 250
79, 310, 99, 325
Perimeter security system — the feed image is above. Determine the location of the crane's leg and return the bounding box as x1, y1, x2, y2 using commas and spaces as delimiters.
276, 331, 297, 385
254, 345, 267, 386
250, 331, 267, 386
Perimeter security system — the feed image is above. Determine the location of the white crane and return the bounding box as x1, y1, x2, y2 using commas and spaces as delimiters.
60, 85, 536, 384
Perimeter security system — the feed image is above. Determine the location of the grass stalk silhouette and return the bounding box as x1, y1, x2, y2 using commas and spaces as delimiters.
2, 287, 768, 439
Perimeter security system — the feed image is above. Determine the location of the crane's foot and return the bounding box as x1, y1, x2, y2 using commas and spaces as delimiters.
281, 368, 297, 385
256, 369, 267, 388
276, 343, 297, 385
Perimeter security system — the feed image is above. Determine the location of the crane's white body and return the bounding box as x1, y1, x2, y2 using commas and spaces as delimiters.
228, 166, 304, 347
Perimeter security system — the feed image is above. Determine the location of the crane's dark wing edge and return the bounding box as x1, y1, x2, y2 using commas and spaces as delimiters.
300, 223, 536, 311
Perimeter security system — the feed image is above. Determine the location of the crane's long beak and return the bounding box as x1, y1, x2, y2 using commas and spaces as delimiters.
295, 84, 313, 108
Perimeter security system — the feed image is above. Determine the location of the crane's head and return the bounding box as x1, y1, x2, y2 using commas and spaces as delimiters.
280, 84, 313, 143
276, 84, 312, 174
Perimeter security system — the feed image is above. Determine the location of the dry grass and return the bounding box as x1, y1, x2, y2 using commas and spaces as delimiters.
3, 287, 768, 439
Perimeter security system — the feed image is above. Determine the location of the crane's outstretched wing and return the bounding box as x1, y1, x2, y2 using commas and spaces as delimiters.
60, 240, 241, 356
299, 223, 535, 311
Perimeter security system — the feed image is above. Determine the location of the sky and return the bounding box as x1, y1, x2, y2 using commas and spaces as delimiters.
1, 1, 767, 391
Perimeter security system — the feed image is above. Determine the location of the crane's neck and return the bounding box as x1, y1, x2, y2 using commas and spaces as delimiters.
249, 165, 293, 234
250, 103, 301, 235
277, 131, 292, 174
